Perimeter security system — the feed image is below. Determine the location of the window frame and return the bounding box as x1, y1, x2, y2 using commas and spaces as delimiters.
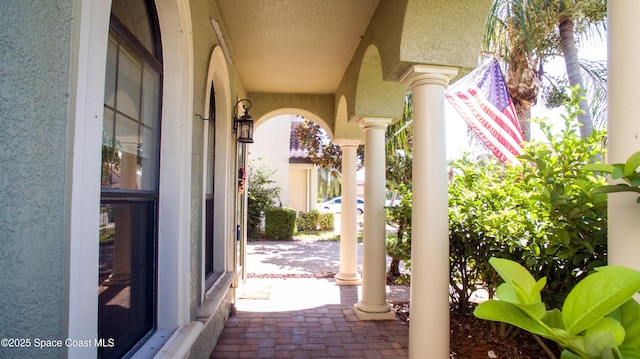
98, 2, 163, 357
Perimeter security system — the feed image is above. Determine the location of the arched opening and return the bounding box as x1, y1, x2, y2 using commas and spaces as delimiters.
246, 109, 346, 240
354, 45, 406, 121
249, 114, 319, 218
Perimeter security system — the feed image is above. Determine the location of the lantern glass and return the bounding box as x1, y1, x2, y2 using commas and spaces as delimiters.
236, 117, 254, 143
233, 99, 254, 143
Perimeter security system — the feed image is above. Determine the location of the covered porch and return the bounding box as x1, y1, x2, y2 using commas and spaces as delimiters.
3, 0, 638, 358
216, 0, 639, 357
223, 3, 491, 357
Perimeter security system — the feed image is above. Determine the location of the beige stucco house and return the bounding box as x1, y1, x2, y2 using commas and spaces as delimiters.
1, 1, 637, 358
249, 114, 318, 213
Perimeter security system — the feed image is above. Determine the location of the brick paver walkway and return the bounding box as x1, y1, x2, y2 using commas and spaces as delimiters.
209, 239, 410, 358
210, 278, 409, 358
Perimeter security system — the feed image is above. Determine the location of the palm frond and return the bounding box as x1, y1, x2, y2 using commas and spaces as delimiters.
579, 59, 607, 129
386, 92, 413, 156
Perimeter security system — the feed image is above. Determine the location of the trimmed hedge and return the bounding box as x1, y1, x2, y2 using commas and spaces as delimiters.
264, 207, 296, 240
296, 210, 320, 232
318, 212, 334, 231
295, 210, 335, 232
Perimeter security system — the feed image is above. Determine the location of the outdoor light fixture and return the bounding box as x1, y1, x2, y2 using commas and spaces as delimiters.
233, 98, 254, 143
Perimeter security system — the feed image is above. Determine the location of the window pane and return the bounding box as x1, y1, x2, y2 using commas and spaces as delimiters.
103, 109, 115, 146
102, 109, 118, 189
98, 201, 155, 359
104, 36, 118, 107
206, 122, 215, 194
111, 0, 155, 56
141, 67, 160, 128
139, 126, 157, 191
117, 44, 142, 120
115, 115, 139, 190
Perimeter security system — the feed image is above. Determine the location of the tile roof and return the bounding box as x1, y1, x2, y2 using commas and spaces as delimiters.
289, 122, 312, 163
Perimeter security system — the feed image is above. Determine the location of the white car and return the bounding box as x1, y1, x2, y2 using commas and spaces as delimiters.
318, 197, 364, 215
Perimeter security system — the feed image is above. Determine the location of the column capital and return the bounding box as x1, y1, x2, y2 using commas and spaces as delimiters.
334, 138, 361, 148
356, 117, 393, 131
400, 64, 459, 90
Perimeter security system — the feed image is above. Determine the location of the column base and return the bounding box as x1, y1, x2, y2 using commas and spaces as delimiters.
335, 273, 361, 286
103, 273, 130, 286
353, 302, 395, 321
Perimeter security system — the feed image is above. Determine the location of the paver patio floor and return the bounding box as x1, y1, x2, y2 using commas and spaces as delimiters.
211, 278, 409, 359
209, 239, 410, 358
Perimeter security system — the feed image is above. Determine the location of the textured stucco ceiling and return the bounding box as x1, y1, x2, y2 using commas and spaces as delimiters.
216, 0, 379, 94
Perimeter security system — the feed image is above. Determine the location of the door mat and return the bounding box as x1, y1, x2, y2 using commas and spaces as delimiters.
237, 283, 272, 300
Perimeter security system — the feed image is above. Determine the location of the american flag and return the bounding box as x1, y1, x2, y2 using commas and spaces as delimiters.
446, 59, 524, 165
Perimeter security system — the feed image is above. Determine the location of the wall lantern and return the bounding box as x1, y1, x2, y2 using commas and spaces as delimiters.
233, 99, 254, 143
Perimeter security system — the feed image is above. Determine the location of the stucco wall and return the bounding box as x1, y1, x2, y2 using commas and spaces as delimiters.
250, 115, 293, 208
191, 0, 221, 318
0, 1, 73, 358
400, 0, 492, 75
249, 93, 335, 137
190, 0, 244, 318
335, 0, 492, 131
188, 291, 233, 359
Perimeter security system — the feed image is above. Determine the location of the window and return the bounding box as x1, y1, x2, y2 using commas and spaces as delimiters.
205, 83, 222, 289
98, 1, 162, 357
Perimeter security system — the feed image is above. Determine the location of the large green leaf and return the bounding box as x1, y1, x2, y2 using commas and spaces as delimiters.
585, 332, 619, 359
583, 331, 618, 359
584, 163, 615, 174
474, 300, 553, 338
563, 266, 640, 335
612, 164, 627, 180
490, 257, 542, 304
592, 184, 640, 195
624, 151, 640, 177
619, 348, 640, 359
515, 302, 548, 320
496, 282, 521, 303
618, 299, 640, 351
629, 174, 640, 187
560, 350, 582, 359
543, 309, 565, 330
585, 317, 626, 346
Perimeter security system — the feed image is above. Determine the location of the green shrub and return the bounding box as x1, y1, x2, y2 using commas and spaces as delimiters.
265, 207, 296, 240
448, 88, 608, 310
296, 210, 320, 232
247, 158, 282, 237
449, 157, 505, 311
508, 89, 608, 308
585, 150, 640, 203
318, 212, 334, 231
294, 210, 334, 233
386, 185, 412, 283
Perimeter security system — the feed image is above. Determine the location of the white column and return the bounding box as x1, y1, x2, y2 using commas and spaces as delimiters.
310, 165, 318, 211
608, 1, 640, 271
335, 140, 362, 285
400, 65, 458, 358
354, 117, 395, 320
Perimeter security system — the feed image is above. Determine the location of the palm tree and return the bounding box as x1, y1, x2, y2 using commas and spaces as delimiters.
385, 92, 413, 158
484, 0, 607, 140
554, 0, 607, 139
484, 0, 551, 140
